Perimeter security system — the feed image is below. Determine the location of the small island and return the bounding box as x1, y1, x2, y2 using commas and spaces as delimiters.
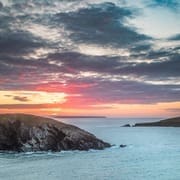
133, 117, 180, 127
0, 114, 110, 152
121, 124, 131, 127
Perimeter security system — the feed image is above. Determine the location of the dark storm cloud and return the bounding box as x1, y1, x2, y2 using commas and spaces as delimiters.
0, 30, 45, 56
130, 46, 177, 59
0, 56, 41, 76
48, 52, 125, 73
0, 1, 3, 9
168, 34, 180, 41
53, 2, 150, 47
124, 54, 180, 77
48, 51, 180, 78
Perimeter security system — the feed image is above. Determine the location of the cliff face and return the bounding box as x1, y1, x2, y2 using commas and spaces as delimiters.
0, 114, 110, 152
134, 117, 180, 127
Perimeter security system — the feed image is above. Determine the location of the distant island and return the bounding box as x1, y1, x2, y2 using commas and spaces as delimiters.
53, 115, 106, 118
133, 117, 180, 127
0, 114, 110, 152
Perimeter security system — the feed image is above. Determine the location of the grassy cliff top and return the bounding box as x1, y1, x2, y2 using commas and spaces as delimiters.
159, 117, 180, 123
134, 116, 180, 127
0, 113, 65, 127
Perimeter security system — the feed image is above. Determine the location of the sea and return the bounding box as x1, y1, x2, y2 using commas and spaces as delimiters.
0, 118, 180, 180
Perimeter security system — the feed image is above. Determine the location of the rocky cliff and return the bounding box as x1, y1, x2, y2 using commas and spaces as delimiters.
0, 114, 110, 152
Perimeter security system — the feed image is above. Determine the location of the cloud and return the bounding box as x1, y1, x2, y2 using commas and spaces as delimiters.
0, 1, 3, 9
53, 2, 151, 48
64, 78, 180, 104
0, 104, 57, 109
125, 53, 180, 78
0, 91, 67, 105
0, 0, 179, 110
165, 108, 180, 113
3, 94, 30, 102
148, 0, 180, 10
47, 50, 180, 79
13, 96, 29, 102
168, 34, 180, 41
0, 48, 179, 105
130, 43, 152, 52
0, 30, 47, 56
48, 52, 124, 74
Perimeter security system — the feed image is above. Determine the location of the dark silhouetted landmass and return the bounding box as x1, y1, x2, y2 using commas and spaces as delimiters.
121, 124, 131, 127
0, 114, 110, 152
134, 117, 180, 127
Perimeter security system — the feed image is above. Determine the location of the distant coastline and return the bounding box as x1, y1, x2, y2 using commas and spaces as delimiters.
53, 116, 106, 119
121, 117, 180, 127
133, 117, 180, 127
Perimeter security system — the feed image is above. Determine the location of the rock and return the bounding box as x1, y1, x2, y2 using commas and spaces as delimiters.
119, 144, 127, 148
122, 124, 131, 127
134, 117, 180, 127
0, 114, 111, 152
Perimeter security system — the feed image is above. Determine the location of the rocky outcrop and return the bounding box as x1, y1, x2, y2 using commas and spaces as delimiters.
119, 144, 127, 148
134, 117, 180, 127
0, 114, 110, 152
121, 124, 131, 127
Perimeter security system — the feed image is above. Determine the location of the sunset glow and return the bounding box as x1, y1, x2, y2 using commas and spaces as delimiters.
0, 91, 67, 105
0, 0, 179, 117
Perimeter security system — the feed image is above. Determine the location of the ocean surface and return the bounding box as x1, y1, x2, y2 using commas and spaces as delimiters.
0, 118, 180, 180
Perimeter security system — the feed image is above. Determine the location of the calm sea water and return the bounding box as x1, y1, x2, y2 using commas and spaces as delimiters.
0, 118, 180, 180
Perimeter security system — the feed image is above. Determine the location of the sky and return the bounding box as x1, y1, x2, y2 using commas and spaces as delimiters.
0, 0, 180, 117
